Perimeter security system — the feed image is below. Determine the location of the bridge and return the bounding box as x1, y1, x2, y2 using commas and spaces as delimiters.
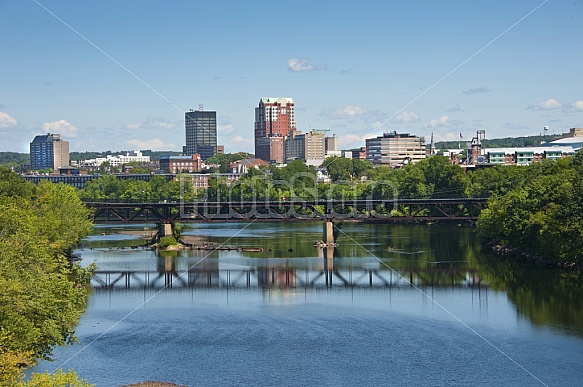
90, 254, 485, 290
87, 197, 488, 224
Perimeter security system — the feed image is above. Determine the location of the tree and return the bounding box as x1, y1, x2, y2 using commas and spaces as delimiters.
477, 154, 583, 265
34, 182, 93, 252
321, 157, 373, 182
17, 369, 93, 387
416, 156, 467, 198
0, 171, 94, 384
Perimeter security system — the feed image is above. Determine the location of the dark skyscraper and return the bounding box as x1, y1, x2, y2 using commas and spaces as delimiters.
185, 107, 217, 160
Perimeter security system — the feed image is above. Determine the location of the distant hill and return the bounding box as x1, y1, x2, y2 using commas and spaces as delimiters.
435, 134, 561, 150
0, 152, 29, 165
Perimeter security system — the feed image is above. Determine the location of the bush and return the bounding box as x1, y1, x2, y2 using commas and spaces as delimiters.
158, 236, 178, 248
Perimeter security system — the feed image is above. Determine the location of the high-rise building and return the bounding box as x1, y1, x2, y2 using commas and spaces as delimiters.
185, 107, 217, 160
30, 133, 70, 170
254, 97, 295, 163
366, 131, 426, 167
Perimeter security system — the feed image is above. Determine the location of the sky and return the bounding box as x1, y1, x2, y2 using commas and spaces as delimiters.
1, 0, 582, 154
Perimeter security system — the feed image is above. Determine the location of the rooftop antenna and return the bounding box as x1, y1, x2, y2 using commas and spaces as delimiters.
198, 104, 204, 111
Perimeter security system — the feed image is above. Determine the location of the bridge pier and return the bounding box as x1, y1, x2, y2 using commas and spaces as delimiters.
160, 223, 173, 237
323, 221, 334, 245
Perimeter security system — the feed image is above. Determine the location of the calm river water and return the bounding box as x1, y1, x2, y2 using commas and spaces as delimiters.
31, 222, 583, 386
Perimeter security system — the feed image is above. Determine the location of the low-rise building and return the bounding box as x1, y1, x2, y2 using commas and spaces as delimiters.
159, 154, 202, 173
229, 158, 269, 174
78, 150, 151, 169
181, 173, 242, 189
484, 146, 576, 165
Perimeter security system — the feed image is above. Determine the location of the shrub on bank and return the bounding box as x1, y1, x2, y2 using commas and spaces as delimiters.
158, 236, 179, 249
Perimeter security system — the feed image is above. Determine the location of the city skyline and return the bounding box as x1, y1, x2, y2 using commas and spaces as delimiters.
1, 0, 582, 154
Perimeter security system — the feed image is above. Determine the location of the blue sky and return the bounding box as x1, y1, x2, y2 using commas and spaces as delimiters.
1, 0, 582, 153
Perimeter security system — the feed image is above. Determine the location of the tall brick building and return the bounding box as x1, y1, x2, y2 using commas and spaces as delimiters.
254, 97, 295, 163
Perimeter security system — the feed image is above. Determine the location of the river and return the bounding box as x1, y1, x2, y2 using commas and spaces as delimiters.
31, 222, 583, 386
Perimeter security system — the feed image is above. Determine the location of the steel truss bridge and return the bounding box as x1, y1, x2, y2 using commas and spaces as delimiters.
91, 266, 485, 290
87, 198, 487, 223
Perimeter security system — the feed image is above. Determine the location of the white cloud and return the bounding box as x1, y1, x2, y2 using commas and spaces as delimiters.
287, 58, 327, 72
528, 98, 563, 111
325, 105, 366, 119
391, 111, 420, 124
425, 115, 450, 128
126, 138, 175, 150
574, 100, 583, 111
43, 119, 78, 138
0, 112, 17, 128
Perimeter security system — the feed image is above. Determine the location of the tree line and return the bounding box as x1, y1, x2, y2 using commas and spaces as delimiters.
476, 151, 583, 266
75, 155, 544, 202
76, 153, 583, 266
0, 168, 94, 386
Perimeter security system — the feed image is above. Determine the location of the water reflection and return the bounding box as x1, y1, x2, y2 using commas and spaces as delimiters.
80, 222, 583, 337
91, 248, 484, 291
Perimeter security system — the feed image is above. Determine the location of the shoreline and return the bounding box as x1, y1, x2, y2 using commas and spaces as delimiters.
487, 240, 581, 271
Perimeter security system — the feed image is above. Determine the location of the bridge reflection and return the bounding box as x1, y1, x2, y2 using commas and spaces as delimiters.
91, 249, 485, 290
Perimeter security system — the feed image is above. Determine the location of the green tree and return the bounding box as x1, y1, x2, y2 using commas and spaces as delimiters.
417, 156, 467, 198
0, 171, 94, 384
322, 157, 373, 182
34, 182, 93, 252
17, 369, 93, 387
477, 154, 583, 265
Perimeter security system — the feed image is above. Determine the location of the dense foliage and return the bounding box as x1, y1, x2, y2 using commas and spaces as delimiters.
0, 168, 95, 385
78, 174, 198, 202
476, 152, 583, 265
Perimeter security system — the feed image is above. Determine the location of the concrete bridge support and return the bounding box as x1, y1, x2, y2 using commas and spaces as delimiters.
161, 223, 173, 237
323, 221, 334, 245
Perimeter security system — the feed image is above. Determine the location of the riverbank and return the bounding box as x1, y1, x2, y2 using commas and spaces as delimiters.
488, 240, 581, 271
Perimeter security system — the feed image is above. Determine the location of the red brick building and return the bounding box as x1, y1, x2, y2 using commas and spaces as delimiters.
159, 154, 202, 173
254, 97, 295, 163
